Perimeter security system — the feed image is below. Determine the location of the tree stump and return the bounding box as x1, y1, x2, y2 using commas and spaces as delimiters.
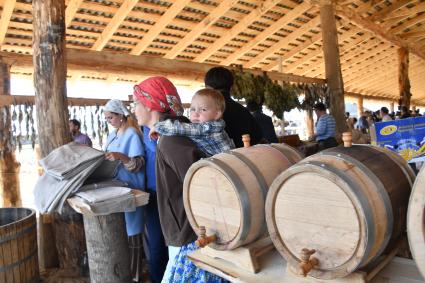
83, 213, 131, 283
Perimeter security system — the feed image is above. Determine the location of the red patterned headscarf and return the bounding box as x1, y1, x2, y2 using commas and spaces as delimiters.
133, 76, 183, 117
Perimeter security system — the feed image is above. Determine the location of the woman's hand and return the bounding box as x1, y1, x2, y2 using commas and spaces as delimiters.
149, 127, 160, 140
105, 152, 130, 163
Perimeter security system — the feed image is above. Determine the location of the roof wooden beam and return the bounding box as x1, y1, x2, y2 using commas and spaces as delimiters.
244, 16, 321, 69
163, 0, 238, 59
345, 91, 398, 103
367, 0, 412, 22
389, 12, 425, 34
221, 2, 312, 66
343, 51, 396, 85
0, 49, 325, 84
282, 27, 360, 74
263, 32, 323, 71
335, 4, 425, 61
65, 0, 84, 27
192, 0, 282, 63
348, 61, 398, 91
130, 0, 191, 56
91, 0, 139, 51
0, 0, 16, 46
304, 37, 386, 77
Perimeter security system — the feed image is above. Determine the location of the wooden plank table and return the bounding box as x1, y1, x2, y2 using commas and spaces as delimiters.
188, 249, 425, 283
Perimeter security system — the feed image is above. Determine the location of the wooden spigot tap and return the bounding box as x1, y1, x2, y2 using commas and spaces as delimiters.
195, 226, 217, 248
242, 134, 251, 148
342, 132, 353, 148
298, 248, 319, 277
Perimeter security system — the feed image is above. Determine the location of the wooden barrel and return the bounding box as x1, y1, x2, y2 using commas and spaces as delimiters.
0, 208, 39, 283
407, 165, 425, 279
266, 145, 414, 279
183, 143, 303, 250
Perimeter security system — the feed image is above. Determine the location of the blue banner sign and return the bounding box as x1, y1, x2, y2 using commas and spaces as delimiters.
372, 116, 425, 162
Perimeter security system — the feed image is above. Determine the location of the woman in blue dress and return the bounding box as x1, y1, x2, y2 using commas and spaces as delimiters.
103, 99, 146, 282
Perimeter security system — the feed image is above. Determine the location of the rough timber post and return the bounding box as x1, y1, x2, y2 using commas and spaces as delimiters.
320, 0, 347, 138
398, 48, 411, 109
0, 59, 21, 207
390, 102, 395, 114
357, 96, 364, 118
33, 0, 86, 274
305, 110, 314, 139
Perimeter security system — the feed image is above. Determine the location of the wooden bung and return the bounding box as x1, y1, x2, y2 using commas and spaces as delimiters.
242, 134, 251, 148
342, 131, 353, 147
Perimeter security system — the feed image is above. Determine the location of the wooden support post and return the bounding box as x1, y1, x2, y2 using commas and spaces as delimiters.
305, 110, 314, 139
398, 47, 411, 109
0, 59, 21, 207
278, 56, 285, 135
33, 0, 86, 274
33, 0, 71, 156
390, 102, 394, 114
83, 213, 131, 283
357, 96, 363, 118
320, 0, 347, 138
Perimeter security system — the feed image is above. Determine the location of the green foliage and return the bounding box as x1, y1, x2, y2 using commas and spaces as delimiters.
264, 81, 300, 119
231, 70, 258, 102
298, 83, 330, 112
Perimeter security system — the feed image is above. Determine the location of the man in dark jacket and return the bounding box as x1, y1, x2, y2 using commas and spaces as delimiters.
246, 100, 278, 143
204, 67, 263, 147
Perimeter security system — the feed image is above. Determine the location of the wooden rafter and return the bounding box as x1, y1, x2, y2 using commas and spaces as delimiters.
304, 37, 385, 77
279, 26, 359, 74
65, 0, 84, 27
368, 0, 412, 22
0, 0, 16, 46
192, 0, 282, 63
347, 62, 398, 90
335, 4, 425, 61
343, 49, 396, 84
263, 32, 323, 71
389, 12, 425, 35
244, 16, 321, 69
221, 2, 312, 66
130, 0, 191, 56
164, 0, 238, 59
91, 0, 140, 51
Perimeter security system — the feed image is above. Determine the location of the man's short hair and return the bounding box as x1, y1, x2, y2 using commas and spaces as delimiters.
313, 102, 326, 112
204, 67, 234, 92
194, 88, 225, 112
380, 107, 389, 114
69, 119, 81, 129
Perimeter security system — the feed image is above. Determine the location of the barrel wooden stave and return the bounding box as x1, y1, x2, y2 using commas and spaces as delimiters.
184, 144, 302, 250
266, 145, 412, 279
0, 208, 39, 283
407, 165, 425, 279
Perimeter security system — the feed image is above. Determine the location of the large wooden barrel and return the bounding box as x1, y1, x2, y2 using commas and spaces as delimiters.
0, 208, 39, 283
266, 145, 414, 279
407, 165, 425, 279
183, 143, 303, 250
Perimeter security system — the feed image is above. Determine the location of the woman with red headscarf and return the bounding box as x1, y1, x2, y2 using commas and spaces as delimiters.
133, 76, 226, 282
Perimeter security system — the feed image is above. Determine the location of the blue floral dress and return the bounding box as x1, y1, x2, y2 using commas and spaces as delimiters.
168, 242, 228, 283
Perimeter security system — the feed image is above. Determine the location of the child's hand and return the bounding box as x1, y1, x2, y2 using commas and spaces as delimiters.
149, 127, 160, 140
